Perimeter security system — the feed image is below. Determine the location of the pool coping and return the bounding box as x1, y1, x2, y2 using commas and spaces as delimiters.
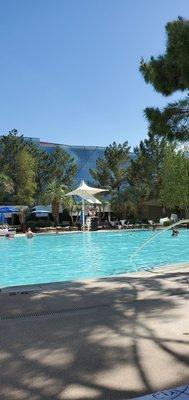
0, 259, 188, 399
0, 227, 159, 238
1, 261, 189, 294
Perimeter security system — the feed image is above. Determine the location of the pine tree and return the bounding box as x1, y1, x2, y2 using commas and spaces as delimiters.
160, 145, 189, 216
140, 18, 189, 141
128, 135, 166, 200
0, 131, 78, 205
45, 147, 77, 187
90, 141, 131, 195
0, 173, 14, 203
13, 149, 37, 205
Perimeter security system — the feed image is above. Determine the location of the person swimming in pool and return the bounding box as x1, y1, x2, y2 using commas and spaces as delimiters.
5, 231, 15, 239
172, 228, 179, 237
26, 228, 34, 238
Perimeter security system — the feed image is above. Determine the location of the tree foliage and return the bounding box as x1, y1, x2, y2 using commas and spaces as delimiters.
126, 183, 150, 219
90, 141, 132, 219
145, 98, 189, 141
0, 131, 38, 204
0, 130, 77, 209
140, 17, 189, 95
0, 173, 14, 203
90, 141, 131, 194
140, 17, 189, 141
41, 180, 67, 225
128, 134, 166, 200
110, 191, 137, 220
43, 147, 77, 188
62, 196, 81, 224
13, 149, 37, 205
160, 145, 189, 216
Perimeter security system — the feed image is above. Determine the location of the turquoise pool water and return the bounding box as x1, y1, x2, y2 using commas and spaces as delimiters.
0, 230, 188, 287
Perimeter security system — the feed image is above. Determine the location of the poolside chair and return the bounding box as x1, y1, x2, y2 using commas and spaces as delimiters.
159, 217, 170, 226
125, 221, 134, 229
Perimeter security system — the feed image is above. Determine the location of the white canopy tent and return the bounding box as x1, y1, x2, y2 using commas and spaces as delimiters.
66, 180, 108, 230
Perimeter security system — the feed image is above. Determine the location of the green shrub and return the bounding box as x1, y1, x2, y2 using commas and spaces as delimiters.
11, 225, 22, 231
163, 220, 171, 226
61, 221, 70, 227
26, 220, 54, 229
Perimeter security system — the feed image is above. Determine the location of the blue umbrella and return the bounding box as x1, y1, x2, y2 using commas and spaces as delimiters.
0, 213, 5, 223
30, 210, 51, 214
0, 207, 19, 224
0, 206, 19, 213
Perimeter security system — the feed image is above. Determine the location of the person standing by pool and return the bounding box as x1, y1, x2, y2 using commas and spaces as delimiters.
26, 228, 34, 238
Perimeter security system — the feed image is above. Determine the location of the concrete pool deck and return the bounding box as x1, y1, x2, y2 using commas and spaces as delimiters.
0, 264, 189, 400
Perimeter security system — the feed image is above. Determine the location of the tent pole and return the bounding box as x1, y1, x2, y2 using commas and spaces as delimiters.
82, 198, 85, 231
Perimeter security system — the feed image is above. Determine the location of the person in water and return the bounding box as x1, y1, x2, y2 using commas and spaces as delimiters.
26, 228, 34, 238
172, 228, 179, 237
4, 225, 15, 239
152, 222, 157, 231
5, 231, 15, 239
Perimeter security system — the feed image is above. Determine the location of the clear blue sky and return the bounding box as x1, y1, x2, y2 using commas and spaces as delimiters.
0, 0, 188, 149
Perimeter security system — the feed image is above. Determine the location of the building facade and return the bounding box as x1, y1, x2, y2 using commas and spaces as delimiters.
0, 135, 134, 184
29, 137, 105, 184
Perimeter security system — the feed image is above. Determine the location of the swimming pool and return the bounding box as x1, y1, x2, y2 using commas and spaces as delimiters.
0, 230, 188, 287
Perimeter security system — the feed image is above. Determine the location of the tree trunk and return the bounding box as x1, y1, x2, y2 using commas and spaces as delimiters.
19, 209, 26, 232
70, 213, 74, 225
185, 206, 189, 219
100, 205, 105, 219
137, 201, 143, 219
52, 200, 60, 225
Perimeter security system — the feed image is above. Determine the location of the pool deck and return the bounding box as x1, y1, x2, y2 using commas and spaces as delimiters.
0, 263, 189, 399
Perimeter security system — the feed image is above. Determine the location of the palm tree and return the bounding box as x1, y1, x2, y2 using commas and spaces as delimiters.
62, 196, 81, 225
127, 182, 150, 219
41, 180, 67, 225
110, 183, 150, 220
